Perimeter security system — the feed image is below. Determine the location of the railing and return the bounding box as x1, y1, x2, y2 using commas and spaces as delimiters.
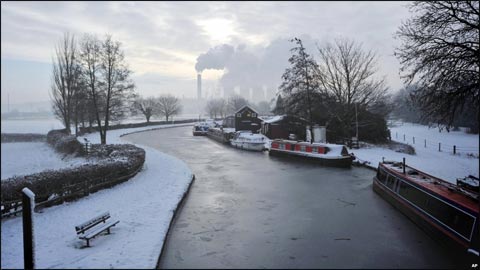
393, 131, 478, 156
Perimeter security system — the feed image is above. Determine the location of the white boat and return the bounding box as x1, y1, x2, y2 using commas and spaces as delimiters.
230, 131, 268, 151
192, 122, 210, 136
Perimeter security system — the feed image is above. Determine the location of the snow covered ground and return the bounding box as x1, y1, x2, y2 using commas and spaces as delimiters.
1, 123, 194, 269
352, 122, 479, 184
1, 142, 90, 179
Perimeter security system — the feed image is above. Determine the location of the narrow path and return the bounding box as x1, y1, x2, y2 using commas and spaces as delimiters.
124, 126, 456, 269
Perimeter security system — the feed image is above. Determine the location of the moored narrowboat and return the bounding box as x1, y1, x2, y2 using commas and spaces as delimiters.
373, 161, 479, 260
268, 139, 354, 167
206, 127, 235, 144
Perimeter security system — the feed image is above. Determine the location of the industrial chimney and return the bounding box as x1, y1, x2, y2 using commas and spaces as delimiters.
197, 73, 202, 100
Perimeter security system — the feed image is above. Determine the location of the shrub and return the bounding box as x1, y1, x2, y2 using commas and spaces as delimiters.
47, 129, 84, 156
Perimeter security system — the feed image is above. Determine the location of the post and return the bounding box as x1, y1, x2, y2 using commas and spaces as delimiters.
22, 188, 35, 269
439, 142, 441, 152
413, 136, 415, 144
396, 132, 398, 139
453, 145, 456, 155
403, 157, 406, 174
382, 157, 384, 163
424, 139, 426, 148
403, 134, 405, 141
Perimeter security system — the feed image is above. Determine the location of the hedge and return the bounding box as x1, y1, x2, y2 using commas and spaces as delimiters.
1, 139, 145, 216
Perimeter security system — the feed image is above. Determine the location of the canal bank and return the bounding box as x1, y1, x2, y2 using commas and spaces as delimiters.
123, 126, 456, 269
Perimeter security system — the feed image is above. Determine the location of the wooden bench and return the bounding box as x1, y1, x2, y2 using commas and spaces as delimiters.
75, 212, 119, 247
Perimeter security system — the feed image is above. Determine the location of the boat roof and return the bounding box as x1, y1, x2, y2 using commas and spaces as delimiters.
380, 162, 479, 213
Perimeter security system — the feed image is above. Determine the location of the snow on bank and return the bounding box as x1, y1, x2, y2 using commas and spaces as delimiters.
390, 122, 478, 155
1, 123, 194, 269
1, 142, 90, 180
352, 122, 479, 184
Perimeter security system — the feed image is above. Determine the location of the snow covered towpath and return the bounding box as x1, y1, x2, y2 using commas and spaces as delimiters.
1, 123, 194, 269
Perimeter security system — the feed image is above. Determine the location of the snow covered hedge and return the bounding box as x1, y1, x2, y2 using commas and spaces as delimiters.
47, 129, 84, 156
1, 144, 145, 207
1, 133, 47, 143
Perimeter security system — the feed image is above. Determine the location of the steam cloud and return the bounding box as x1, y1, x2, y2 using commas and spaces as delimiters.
195, 35, 317, 101
195, 44, 235, 73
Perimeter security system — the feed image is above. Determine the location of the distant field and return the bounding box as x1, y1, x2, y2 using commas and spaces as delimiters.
1, 114, 200, 134
1, 142, 90, 179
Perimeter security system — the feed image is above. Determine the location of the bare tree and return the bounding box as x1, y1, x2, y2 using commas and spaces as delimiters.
79, 34, 104, 136
205, 98, 226, 118
157, 94, 181, 122
98, 35, 135, 144
255, 101, 272, 116
133, 96, 159, 123
50, 32, 80, 134
315, 38, 389, 138
316, 38, 388, 110
227, 95, 249, 114
395, 1, 479, 128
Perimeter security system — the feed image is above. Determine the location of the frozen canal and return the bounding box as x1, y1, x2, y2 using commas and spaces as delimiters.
123, 126, 456, 268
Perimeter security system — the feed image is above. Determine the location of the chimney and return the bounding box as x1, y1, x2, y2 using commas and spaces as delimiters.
197, 73, 202, 100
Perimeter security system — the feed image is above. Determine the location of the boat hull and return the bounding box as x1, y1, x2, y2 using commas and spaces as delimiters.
269, 148, 352, 168
373, 175, 479, 262
230, 141, 265, 151
207, 130, 232, 144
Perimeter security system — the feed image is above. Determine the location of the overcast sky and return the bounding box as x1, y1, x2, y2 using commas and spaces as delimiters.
1, 1, 412, 106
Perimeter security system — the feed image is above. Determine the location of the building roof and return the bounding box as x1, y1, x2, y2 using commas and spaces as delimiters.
235, 105, 258, 114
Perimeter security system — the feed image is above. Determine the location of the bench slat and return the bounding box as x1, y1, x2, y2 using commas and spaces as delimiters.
79, 220, 119, 240
75, 212, 110, 233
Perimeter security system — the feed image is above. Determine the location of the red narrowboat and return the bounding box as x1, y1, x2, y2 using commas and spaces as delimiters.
268, 139, 354, 167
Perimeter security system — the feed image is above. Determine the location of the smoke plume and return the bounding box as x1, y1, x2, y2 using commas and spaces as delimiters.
195, 44, 235, 73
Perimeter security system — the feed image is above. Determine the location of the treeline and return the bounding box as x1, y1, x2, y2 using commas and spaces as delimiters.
51, 33, 135, 144
204, 95, 272, 119
391, 85, 479, 133
132, 95, 181, 123
273, 38, 390, 143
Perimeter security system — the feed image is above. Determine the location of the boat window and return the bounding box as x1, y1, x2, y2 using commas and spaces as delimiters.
312, 147, 318, 154
377, 169, 387, 183
386, 174, 396, 190
279, 143, 285, 150
300, 145, 306, 152
399, 181, 475, 240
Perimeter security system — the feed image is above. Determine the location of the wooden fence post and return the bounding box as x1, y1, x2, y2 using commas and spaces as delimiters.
424, 139, 426, 148
413, 136, 415, 144
453, 145, 456, 155
22, 188, 35, 269
439, 143, 441, 152
403, 157, 406, 174
403, 134, 405, 141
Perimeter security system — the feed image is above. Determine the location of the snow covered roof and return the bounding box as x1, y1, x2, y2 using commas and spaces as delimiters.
235, 105, 258, 114
262, 115, 286, 124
